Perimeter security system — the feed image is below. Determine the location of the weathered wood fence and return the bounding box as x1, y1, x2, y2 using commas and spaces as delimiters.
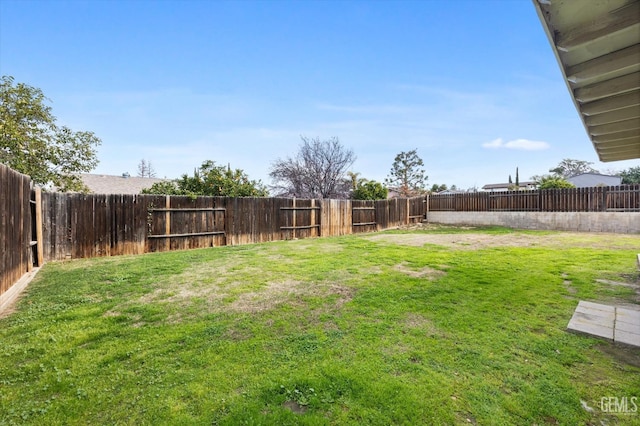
0, 164, 43, 300
40, 193, 425, 261
428, 185, 640, 212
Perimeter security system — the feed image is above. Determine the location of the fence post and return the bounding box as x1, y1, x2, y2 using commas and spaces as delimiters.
35, 187, 43, 266
425, 194, 429, 222
406, 198, 410, 225
311, 199, 316, 237
292, 197, 297, 239
164, 195, 171, 251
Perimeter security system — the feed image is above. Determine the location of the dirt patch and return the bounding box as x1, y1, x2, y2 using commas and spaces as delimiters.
562, 278, 577, 296
138, 259, 270, 308
283, 400, 307, 414
293, 242, 344, 254
324, 284, 355, 308
595, 279, 640, 290
136, 273, 355, 318
0, 294, 24, 319
366, 231, 640, 250
394, 262, 446, 279
403, 313, 431, 328
228, 280, 305, 313
403, 313, 441, 337
228, 281, 355, 314
596, 343, 640, 368
367, 233, 536, 249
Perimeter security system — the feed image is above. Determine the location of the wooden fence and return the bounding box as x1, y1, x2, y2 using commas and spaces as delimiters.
40, 193, 425, 261
0, 164, 42, 299
428, 185, 640, 212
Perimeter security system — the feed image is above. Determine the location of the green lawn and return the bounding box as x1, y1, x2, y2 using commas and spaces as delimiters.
1, 226, 639, 425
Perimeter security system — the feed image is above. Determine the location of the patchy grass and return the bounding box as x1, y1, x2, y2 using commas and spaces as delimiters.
1, 226, 639, 425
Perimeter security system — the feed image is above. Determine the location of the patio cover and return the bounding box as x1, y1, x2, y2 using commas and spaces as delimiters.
533, 0, 640, 161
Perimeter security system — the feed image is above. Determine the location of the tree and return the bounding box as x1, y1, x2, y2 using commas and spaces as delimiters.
141, 180, 180, 195
269, 136, 356, 198
347, 171, 361, 192
352, 179, 388, 200
536, 175, 575, 189
549, 158, 598, 179
137, 159, 156, 178
430, 183, 448, 193
142, 160, 268, 197
385, 149, 427, 197
0, 76, 101, 191
507, 167, 520, 191
620, 166, 640, 184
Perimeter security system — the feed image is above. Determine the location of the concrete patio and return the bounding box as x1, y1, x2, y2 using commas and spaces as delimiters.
567, 301, 640, 347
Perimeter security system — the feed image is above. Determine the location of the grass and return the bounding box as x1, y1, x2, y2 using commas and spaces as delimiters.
1, 226, 639, 425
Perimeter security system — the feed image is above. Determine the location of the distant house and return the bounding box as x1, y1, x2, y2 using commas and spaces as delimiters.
567, 173, 621, 188
481, 181, 536, 192
435, 189, 465, 195
76, 173, 169, 194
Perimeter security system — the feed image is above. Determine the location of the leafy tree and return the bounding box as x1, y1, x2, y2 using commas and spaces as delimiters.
536, 175, 575, 189
141, 180, 180, 195
269, 136, 356, 198
352, 179, 388, 200
549, 158, 598, 178
620, 166, 640, 184
385, 149, 427, 197
137, 159, 156, 178
430, 183, 447, 193
0, 76, 101, 191
142, 160, 268, 197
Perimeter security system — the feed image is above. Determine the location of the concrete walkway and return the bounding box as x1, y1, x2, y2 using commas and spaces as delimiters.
567, 301, 640, 347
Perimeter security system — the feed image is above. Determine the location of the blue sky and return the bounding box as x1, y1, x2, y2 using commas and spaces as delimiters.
2, 0, 637, 190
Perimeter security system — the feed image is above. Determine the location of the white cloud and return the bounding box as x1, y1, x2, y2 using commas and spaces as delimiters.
482, 138, 550, 151
482, 138, 505, 149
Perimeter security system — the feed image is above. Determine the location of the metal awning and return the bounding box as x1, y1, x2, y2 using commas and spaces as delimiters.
533, 0, 640, 161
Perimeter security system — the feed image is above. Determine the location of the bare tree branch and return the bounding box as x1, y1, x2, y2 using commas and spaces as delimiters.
269, 136, 356, 198
137, 159, 157, 178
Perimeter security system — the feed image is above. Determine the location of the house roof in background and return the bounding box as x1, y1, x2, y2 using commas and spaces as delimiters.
533, 0, 640, 161
79, 174, 168, 194
481, 181, 536, 190
567, 172, 622, 187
